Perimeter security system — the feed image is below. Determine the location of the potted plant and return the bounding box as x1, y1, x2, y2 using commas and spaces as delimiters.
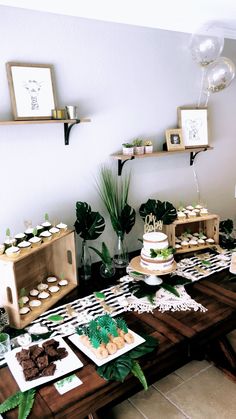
122, 143, 134, 156
74, 201, 105, 280
133, 139, 144, 155
97, 166, 136, 268
144, 140, 153, 154
89, 241, 115, 278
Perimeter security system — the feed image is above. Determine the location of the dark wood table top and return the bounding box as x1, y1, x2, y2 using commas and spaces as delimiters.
1, 268, 236, 418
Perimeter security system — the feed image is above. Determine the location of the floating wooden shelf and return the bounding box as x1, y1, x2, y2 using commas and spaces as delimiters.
0, 117, 91, 145
111, 146, 213, 175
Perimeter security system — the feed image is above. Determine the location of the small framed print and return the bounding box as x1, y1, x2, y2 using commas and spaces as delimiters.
177, 107, 208, 148
6, 62, 57, 120
165, 128, 185, 151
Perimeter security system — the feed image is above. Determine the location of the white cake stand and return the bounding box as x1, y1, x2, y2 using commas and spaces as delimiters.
129, 256, 177, 286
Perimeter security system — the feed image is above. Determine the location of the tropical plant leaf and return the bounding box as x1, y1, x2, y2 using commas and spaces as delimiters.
131, 360, 148, 391
139, 199, 177, 225
18, 389, 36, 419
120, 203, 136, 235
164, 275, 191, 286
219, 219, 234, 235
47, 314, 64, 322
0, 391, 21, 414
94, 291, 105, 300
75, 201, 105, 240
97, 354, 133, 382
128, 335, 158, 359
89, 242, 112, 265
160, 283, 180, 297
97, 166, 135, 236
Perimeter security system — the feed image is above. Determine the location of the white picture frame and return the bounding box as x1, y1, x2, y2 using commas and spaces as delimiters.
177, 107, 208, 148
6, 62, 57, 120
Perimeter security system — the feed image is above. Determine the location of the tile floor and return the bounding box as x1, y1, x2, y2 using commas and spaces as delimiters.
106, 330, 236, 419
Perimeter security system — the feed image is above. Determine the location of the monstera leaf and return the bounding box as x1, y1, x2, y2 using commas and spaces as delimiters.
75, 201, 105, 240
139, 199, 177, 225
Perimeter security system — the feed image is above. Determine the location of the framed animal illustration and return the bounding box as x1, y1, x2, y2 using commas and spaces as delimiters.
6, 62, 57, 120
177, 107, 208, 148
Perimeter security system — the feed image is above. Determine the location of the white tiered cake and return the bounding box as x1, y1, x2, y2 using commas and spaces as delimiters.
140, 232, 175, 272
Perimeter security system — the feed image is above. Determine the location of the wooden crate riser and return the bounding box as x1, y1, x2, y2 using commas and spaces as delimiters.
163, 214, 219, 253
0, 230, 78, 329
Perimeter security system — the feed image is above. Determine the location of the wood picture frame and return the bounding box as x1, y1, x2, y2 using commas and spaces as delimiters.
177, 107, 208, 148
165, 128, 185, 151
6, 62, 57, 120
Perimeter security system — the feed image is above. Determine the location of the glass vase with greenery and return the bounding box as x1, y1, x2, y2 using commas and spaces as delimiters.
89, 242, 116, 278
74, 201, 105, 280
97, 166, 136, 268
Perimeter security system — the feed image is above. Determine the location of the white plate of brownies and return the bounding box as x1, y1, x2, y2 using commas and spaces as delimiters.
5, 336, 83, 391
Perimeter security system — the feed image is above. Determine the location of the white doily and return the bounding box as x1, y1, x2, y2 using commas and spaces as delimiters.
117, 284, 207, 314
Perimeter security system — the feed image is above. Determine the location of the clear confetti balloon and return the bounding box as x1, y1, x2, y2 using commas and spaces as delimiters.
205, 57, 235, 93
190, 32, 224, 67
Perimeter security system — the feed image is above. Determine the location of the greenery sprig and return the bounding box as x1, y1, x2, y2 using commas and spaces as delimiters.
0, 389, 35, 419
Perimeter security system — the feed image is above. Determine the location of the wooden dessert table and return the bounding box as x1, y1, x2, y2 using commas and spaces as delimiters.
1, 268, 236, 418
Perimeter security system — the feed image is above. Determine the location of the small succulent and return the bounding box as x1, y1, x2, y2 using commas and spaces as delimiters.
122, 142, 133, 148
144, 140, 152, 146
133, 138, 143, 147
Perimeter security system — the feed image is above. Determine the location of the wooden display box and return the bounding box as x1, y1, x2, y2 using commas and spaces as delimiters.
163, 214, 219, 254
0, 230, 78, 329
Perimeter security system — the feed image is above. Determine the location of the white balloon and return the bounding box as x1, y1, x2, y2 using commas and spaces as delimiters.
190, 32, 224, 66
205, 57, 235, 93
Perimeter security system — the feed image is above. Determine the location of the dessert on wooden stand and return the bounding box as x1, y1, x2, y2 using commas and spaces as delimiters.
129, 214, 176, 285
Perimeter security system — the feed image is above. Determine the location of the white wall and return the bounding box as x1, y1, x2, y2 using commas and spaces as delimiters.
0, 6, 235, 259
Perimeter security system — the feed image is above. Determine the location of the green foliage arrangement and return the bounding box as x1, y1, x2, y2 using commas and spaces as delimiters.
133, 138, 143, 147
219, 219, 235, 249
139, 199, 177, 225
96, 166, 135, 239
89, 242, 113, 266
97, 335, 158, 390
0, 389, 35, 419
122, 143, 134, 148
74, 201, 105, 240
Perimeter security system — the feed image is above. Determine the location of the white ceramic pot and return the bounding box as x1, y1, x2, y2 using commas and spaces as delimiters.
134, 146, 144, 155
145, 145, 153, 153
122, 147, 134, 155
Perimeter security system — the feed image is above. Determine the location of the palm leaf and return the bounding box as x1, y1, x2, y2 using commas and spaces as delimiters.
0, 391, 21, 414
75, 201, 105, 240
89, 242, 112, 265
18, 389, 36, 419
139, 199, 177, 225
131, 360, 148, 391
96, 166, 135, 236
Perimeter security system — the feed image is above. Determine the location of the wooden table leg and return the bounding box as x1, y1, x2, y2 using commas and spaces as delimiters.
206, 336, 236, 382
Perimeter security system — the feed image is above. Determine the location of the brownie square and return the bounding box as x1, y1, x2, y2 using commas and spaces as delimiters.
23, 367, 40, 381
31, 346, 44, 360
36, 354, 49, 370
44, 346, 58, 359
40, 363, 56, 377
42, 339, 59, 349
21, 359, 36, 370
56, 347, 68, 360
16, 349, 30, 363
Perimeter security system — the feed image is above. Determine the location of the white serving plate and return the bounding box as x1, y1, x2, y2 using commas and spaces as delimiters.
5, 336, 83, 392
68, 329, 145, 366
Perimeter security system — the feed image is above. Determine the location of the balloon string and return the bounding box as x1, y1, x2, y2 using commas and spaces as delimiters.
203, 91, 210, 107
197, 67, 206, 108
192, 162, 201, 203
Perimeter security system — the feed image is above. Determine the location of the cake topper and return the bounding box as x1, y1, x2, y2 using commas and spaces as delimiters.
144, 214, 163, 233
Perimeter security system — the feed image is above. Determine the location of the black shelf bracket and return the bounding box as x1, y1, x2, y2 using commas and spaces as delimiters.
190, 148, 208, 166
118, 156, 135, 176
64, 119, 80, 145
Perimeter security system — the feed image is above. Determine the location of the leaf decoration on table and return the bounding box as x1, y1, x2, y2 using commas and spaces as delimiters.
131, 360, 148, 391
139, 199, 177, 225
201, 260, 211, 266
18, 389, 36, 419
97, 335, 158, 390
47, 314, 64, 322
0, 389, 36, 419
94, 291, 105, 300
160, 283, 180, 297
0, 391, 21, 414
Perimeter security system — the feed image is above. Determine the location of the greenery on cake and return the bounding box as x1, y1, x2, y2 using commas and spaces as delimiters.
150, 247, 175, 259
